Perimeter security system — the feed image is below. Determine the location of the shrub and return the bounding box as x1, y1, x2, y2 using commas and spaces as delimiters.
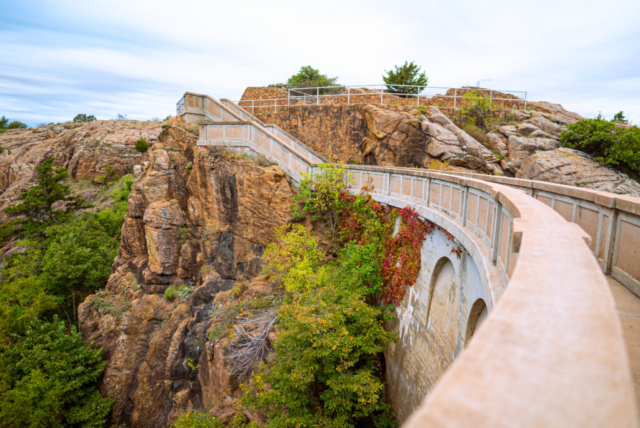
73, 114, 96, 123
461, 123, 489, 145
383, 61, 428, 95
0, 318, 113, 427
172, 411, 223, 428
559, 115, 640, 174
0, 116, 28, 133
135, 137, 149, 153
164, 285, 178, 301
457, 88, 493, 129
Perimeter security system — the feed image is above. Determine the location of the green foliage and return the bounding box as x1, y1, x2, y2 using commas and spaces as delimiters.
186, 161, 193, 170
285, 65, 339, 89
613, 111, 628, 123
0, 317, 113, 427
383, 61, 428, 95
261, 224, 324, 292
0, 246, 57, 341
560, 115, 640, 173
172, 411, 223, 428
95, 165, 117, 184
135, 137, 149, 153
73, 114, 96, 123
0, 116, 28, 133
179, 284, 195, 301
244, 230, 396, 428
165, 285, 178, 301
292, 164, 351, 236
5, 157, 91, 235
41, 217, 119, 323
84, 173, 132, 241
457, 88, 493, 129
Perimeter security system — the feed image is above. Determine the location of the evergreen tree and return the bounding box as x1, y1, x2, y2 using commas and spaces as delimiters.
5, 157, 91, 235
383, 61, 428, 95
0, 318, 113, 427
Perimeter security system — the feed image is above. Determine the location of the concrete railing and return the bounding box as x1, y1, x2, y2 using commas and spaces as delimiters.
178, 92, 639, 427
438, 171, 640, 298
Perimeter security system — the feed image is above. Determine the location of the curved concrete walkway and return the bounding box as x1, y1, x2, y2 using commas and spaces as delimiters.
610, 276, 640, 410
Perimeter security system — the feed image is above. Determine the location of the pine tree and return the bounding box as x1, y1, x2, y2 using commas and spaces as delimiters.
383, 61, 428, 95
5, 157, 91, 234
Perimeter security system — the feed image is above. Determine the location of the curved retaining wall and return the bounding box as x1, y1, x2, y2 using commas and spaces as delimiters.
178, 92, 640, 427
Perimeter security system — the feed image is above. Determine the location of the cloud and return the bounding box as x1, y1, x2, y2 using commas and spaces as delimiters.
1, 0, 639, 126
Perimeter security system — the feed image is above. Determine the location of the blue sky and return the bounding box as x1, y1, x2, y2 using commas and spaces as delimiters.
1, 0, 639, 127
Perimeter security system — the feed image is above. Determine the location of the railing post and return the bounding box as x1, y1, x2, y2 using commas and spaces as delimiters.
317, 87, 319, 105
454, 88, 457, 109
380, 88, 383, 105
252, 100, 254, 114
348, 88, 350, 105
524, 92, 527, 110
490, 90, 493, 109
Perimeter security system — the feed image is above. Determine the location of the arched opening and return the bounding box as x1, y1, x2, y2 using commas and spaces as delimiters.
464, 298, 488, 346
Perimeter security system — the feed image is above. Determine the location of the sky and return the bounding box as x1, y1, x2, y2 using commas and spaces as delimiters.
1, 0, 639, 127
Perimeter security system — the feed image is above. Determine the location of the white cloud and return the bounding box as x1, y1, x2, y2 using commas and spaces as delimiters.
1, 0, 639, 125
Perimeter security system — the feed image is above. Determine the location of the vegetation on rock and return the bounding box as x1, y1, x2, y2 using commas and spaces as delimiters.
0, 157, 134, 426
383, 61, 428, 95
0, 115, 27, 133
560, 115, 640, 175
73, 114, 97, 123
135, 137, 149, 153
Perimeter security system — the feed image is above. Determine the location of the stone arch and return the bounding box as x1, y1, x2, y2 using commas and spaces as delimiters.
464, 298, 488, 347
423, 257, 459, 388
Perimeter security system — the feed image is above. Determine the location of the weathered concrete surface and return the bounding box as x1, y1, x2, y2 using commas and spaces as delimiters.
609, 275, 640, 411
385, 225, 490, 423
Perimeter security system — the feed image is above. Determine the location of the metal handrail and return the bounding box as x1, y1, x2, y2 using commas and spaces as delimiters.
238, 84, 528, 113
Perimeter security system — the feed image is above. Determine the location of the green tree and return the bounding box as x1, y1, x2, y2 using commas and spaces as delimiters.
0, 116, 28, 133
173, 411, 223, 428
41, 218, 119, 323
0, 246, 58, 341
285, 66, 339, 89
243, 232, 396, 428
383, 61, 428, 95
612, 111, 628, 123
73, 114, 97, 123
5, 157, 91, 234
0, 318, 113, 427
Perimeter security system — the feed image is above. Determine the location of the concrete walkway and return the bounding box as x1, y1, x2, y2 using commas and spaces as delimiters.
609, 276, 640, 409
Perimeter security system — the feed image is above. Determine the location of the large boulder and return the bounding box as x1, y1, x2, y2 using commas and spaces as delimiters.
506, 136, 561, 171
517, 148, 640, 196
361, 105, 502, 174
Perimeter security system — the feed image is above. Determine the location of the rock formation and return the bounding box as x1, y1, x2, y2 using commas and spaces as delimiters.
518, 148, 640, 196
78, 127, 294, 427
361, 105, 503, 174
0, 120, 159, 217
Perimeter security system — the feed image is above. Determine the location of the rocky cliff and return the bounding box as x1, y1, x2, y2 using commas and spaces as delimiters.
0, 120, 160, 216
78, 127, 293, 427
360, 103, 640, 196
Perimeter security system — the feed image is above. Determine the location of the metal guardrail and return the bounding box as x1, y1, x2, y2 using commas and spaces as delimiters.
237, 84, 528, 113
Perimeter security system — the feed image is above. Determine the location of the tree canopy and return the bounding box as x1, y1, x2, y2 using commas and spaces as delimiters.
383, 61, 428, 95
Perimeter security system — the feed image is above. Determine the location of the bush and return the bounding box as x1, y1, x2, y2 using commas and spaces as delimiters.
173, 411, 223, 428
560, 115, 640, 174
383, 61, 428, 95
0, 116, 28, 133
164, 285, 178, 301
0, 318, 113, 427
135, 138, 149, 153
73, 114, 96, 123
457, 88, 493, 129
